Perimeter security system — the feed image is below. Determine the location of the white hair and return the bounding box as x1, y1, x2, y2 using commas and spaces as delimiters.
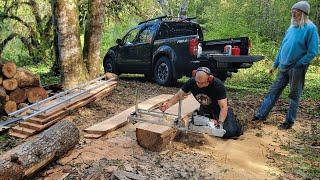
291, 13, 309, 28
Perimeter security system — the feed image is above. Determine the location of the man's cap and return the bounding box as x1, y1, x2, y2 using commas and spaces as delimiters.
292, 1, 310, 15
196, 67, 212, 75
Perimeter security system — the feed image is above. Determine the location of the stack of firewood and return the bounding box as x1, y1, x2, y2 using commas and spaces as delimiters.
0, 61, 47, 115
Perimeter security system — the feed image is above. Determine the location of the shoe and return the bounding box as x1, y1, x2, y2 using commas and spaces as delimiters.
279, 122, 294, 130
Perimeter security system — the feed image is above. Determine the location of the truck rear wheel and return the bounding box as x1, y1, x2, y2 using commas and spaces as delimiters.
103, 56, 117, 74
154, 57, 176, 86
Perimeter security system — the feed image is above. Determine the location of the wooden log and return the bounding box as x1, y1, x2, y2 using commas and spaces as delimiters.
2, 62, 17, 78
26, 87, 48, 103
3, 78, 18, 91
9, 88, 27, 103
136, 122, 177, 152
0, 120, 79, 180
0, 86, 7, 103
14, 68, 41, 88
0, 74, 3, 85
17, 103, 28, 110
4, 101, 17, 114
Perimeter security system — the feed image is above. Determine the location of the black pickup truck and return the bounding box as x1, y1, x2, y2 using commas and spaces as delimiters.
103, 16, 264, 86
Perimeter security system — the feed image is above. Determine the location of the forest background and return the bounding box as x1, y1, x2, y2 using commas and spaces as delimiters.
0, 0, 319, 101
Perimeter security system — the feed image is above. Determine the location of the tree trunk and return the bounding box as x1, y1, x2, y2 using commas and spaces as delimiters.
14, 68, 41, 88
0, 120, 79, 180
1, 61, 17, 78
9, 88, 27, 103
26, 87, 48, 103
83, 0, 107, 78
54, 0, 89, 89
3, 78, 18, 91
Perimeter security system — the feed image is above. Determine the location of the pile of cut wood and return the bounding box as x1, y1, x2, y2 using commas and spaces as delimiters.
0, 61, 47, 115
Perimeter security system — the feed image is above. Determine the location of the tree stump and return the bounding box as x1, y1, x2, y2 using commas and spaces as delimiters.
2, 62, 17, 78
14, 68, 41, 88
0, 120, 79, 180
136, 122, 177, 152
9, 88, 27, 103
3, 78, 18, 91
26, 87, 48, 103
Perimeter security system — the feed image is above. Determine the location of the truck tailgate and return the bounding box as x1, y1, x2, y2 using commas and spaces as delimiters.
203, 54, 264, 63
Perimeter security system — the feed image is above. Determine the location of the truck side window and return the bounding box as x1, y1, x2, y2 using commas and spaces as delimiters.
137, 25, 156, 44
123, 28, 140, 45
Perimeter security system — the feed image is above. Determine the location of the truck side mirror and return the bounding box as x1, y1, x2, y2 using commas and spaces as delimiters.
116, 39, 122, 45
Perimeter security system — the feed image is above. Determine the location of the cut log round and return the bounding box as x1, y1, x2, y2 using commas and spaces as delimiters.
3, 78, 18, 91
17, 103, 28, 110
26, 87, 48, 103
2, 62, 17, 78
9, 88, 27, 103
13, 68, 41, 88
0, 120, 79, 180
4, 101, 17, 114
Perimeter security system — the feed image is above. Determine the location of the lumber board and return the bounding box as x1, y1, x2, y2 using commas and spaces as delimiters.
84, 94, 173, 135
165, 95, 199, 118
36, 81, 116, 118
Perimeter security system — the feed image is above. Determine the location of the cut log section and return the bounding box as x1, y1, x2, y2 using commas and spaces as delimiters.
0, 120, 79, 180
2, 78, 18, 91
2, 62, 17, 78
0, 75, 3, 85
26, 87, 48, 103
3, 101, 17, 114
9, 88, 27, 103
136, 122, 177, 152
14, 68, 41, 88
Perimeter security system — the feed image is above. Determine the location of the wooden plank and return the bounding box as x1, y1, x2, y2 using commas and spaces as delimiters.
84, 133, 103, 139
18, 121, 44, 131
11, 126, 36, 135
8, 131, 29, 139
84, 94, 173, 135
28, 84, 117, 125
37, 81, 117, 118
165, 95, 199, 118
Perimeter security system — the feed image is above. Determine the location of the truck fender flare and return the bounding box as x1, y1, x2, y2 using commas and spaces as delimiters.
105, 50, 116, 61
152, 46, 177, 79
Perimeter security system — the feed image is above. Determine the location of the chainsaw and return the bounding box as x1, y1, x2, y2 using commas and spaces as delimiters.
128, 90, 226, 137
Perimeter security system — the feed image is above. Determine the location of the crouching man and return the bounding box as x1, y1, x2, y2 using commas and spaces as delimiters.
160, 67, 242, 138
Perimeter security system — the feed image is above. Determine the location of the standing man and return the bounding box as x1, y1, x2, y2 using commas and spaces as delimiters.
253, 1, 319, 129
160, 67, 228, 126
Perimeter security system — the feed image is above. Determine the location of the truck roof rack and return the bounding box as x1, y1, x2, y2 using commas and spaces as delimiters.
138, 15, 167, 25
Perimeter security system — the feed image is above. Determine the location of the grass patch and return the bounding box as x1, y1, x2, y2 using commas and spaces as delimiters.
274, 123, 320, 179
0, 134, 10, 142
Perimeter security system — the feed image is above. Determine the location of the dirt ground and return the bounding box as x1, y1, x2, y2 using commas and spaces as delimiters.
1, 76, 319, 179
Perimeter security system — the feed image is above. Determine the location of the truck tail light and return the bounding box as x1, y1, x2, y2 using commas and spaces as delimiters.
189, 38, 198, 57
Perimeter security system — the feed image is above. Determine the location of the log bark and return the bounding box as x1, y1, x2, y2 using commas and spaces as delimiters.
0, 120, 79, 180
14, 68, 41, 88
136, 122, 177, 152
0, 74, 3, 85
9, 88, 27, 103
3, 101, 17, 114
3, 78, 18, 91
2, 62, 17, 78
0, 86, 7, 103
26, 87, 48, 103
